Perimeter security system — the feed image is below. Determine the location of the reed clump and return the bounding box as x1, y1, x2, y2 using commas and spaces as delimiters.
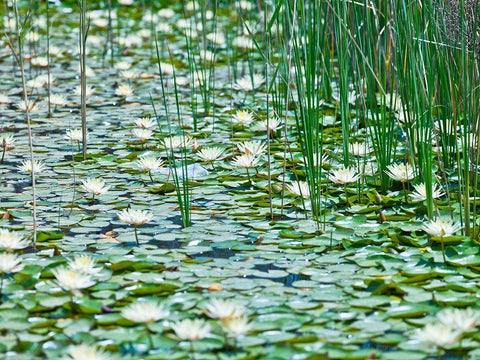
436, 0, 479, 56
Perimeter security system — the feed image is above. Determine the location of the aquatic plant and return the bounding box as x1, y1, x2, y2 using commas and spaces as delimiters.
0, 229, 29, 252
422, 216, 463, 262
117, 208, 154, 245
171, 318, 212, 342
121, 301, 169, 324
80, 178, 109, 202
52, 266, 95, 297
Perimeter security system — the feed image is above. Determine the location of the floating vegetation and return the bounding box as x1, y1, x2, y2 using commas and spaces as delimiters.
0, 0, 480, 359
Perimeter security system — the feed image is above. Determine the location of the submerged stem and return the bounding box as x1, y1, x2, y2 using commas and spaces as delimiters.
441, 238, 446, 263
134, 226, 139, 245
189, 341, 196, 360
402, 181, 408, 204
343, 183, 351, 206
0, 272, 4, 302
146, 325, 154, 349
69, 292, 76, 316
246, 167, 251, 185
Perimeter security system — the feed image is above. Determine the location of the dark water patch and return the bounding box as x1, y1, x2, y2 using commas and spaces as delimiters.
166, 215, 185, 227
245, 272, 305, 287
189, 247, 235, 259
150, 239, 181, 249
249, 262, 309, 286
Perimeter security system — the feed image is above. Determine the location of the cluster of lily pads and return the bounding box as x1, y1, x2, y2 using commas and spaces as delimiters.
1, 1, 480, 360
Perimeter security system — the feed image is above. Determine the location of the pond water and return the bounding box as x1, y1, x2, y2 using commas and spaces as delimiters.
0, 1, 479, 360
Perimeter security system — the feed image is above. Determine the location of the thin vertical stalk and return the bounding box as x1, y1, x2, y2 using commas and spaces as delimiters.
153, 34, 191, 227
46, 0, 51, 118
286, 0, 326, 225
78, 0, 88, 160
12, 3, 37, 250
107, 0, 114, 65
334, 1, 350, 166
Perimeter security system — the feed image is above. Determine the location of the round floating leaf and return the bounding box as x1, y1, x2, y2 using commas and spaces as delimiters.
382, 351, 427, 360
386, 303, 437, 318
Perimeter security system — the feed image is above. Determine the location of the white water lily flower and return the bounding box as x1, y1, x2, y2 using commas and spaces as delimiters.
27, 78, 45, 90
0, 134, 15, 150
0, 253, 23, 273
286, 181, 310, 199
28, 75, 50, 89
157, 22, 173, 33
237, 140, 266, 156
63, 344, 111, 360
172, 319, 211, 341
92, 18, 108, 28
119, 38, 141, 49
138, 29, 151, 39
52, 267, 95, 295
18, 159, 46, 173
415, 322, 461, 348
263, 117, 281, 135
33, 16, 47, 29
0, 93, 11, 104
222, 316, 252, 337
158, 8, 175, 18
348, 142, 373, 157
134, 117, 155, 128
237, 0, 254, 10
422, 217, 462, 237
328, 166, 361, 184
232, 110, 255, 126
66, 128, 87, 142
115, 84, 134, 97
437, 308, 480, 333
16, 99, 37, 112
162, 135, 192, 149
49, 94, 68, 106
0, 229, 29, 252
74, 85, 95, 97
120, 70, 138, 80
192, 71, 209, 87
117, 208, 154, 226
26, 31, 40, 42
385, 162, 415, 182
300, 153, 329, 168
158, 62, 175, 75
410, 183, 445, 202
80, 178, 109, 196
136, 157, 164, 173
200, 49, 215, 62
121, 301, 169, 323
115, 61, 132, 70
76, 65, 95, 77
231, 154, 259, 168
184, 1, 197, 11
233, 74, 265, 91
132, 128, 153, 142
206, 31, 225, 45
49, 45, 63, 57
232, 36, 255, 50
31, 56, 48, 67
197, 147, 225, 162
68, 255, 102, 276
204, 298, 246, 321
